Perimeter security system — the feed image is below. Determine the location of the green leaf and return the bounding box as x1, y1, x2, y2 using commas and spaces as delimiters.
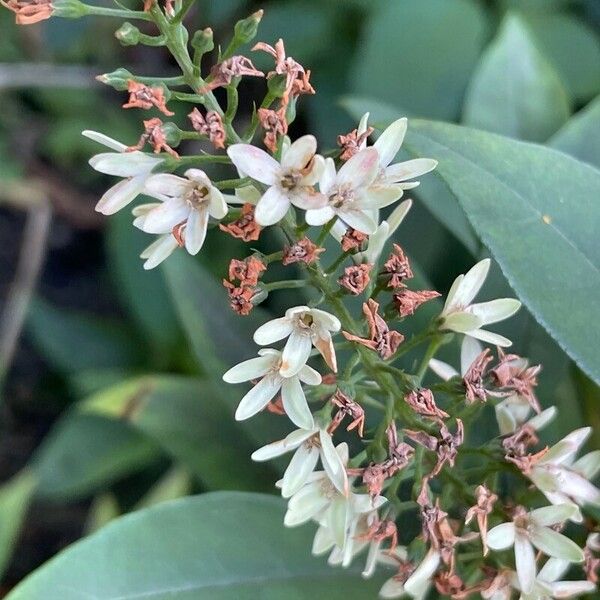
463, 14, 571, 142
352, 0, 489, 120
402, 120, 600, 384
134, 467, 192, 510
79, 375, 275, 491
32, 413, 160, 501
106, 210, 181, 354
26, 298, 141, 374
7, 492, 385, 599
0, 470, 37, 579
525, 13, 600, 101
550, 96, 600, 169
84, 492, 121, 535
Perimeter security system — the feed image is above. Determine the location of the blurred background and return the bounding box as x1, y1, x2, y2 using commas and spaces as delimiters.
0, 0, 599, 594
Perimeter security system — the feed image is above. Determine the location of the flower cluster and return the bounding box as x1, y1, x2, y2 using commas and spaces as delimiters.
15, 2, 599, 597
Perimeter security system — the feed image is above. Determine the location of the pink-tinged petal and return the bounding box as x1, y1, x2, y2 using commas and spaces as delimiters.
235, 374, 282, 421
281, 443, 319, 497
529, 526, 584, 563
138, 198, 190, 234
487, 522, 516, 550
280, 331, 312, 377
227, 144, 279, 185
468, 298, 521, 325
374, 117, 407, 167
83, 130, 127, 152
140, 235, 178, 270
253, 317, 293, 346
468, 329, 512, 347
208, 186, 228, 219
305, 206, 336, 226
281, 377, 314, 430
384, 158, 438, 182
289, 190, 328, 210
281, 135, 317, 170
184, 208, 209, 255
312, 334, 337, 373
337, 209, 377, 234
95, 176, 146, 215
144, 173, 189, 198
515, 533, 537, 594
254, 186, 291, 226
337, 147, 380, 188
320, 430, 348, 496
223, 354, 277, 383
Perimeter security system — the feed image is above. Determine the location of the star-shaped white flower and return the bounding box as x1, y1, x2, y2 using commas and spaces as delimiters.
222, 348, 320, 429
251, 426, 347, 497
84, 130, 164, 215
439, 259, 521, 347
134, 168, 227, 255
227, 135, 326, 226
379, 548, 441, 599
253, 306, 341, 376
487, 504, 584, 594
305, 148, 403, 234
528, 427, 600, 518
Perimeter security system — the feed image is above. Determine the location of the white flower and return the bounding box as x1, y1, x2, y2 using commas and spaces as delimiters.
251, 426, 347, 497
133, 169, 227, 255
510, 558, 596, 599
284, 443, 386, 549
227, 135, 325, 226
84, 130, 164, 215
439, 259, 521, 347
222, 348, 321, 429
253, 306, 341, 377
487, 504, 584, 594
528, 428, 600, 517
305, 148, 404, 234
379, 548, 440, 599
429, 335, 485, 381
131, 204, 180, 270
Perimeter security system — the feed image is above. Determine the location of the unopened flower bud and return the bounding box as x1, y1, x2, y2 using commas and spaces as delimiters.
96, 68, 135, 91
234, 9, 263, 45
53, 0, 88, 19
160, 122, 182, 147
115, 22, 140, 46
267, 73, 288, 99
191, 27, 214, 55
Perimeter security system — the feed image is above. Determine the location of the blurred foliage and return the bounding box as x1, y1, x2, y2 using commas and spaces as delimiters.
0, 0, 599, 595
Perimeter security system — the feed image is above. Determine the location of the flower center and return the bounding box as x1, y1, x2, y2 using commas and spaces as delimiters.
319, 478, 337, 500
185, 185, 210, 210
280, 170, 302, 191
329, 184, 354, 208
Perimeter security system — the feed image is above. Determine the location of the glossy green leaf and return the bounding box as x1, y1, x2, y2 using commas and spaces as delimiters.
32, 413, 160, 501
402, 120, 600, 384
6, 493, 385, 599
0, 470, 36, 578
134, 467, 192, 510
525, 13, 600, 101
463, 14, 571, 142
26, 298, 140, 374
352, 0, 489, 120
79, 375, 275, 491
550, 96, 600, 168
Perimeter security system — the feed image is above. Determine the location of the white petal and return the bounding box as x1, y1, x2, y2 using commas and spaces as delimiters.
574, 450, 600, 480
281, 135, 317, 170
281, 443, 319, 497
354, 185, 404, 210
515, 533, 537, 594
254, 186, 291, 226
311, 309, 341, 332
297, 364, 322, 386
468, 329, 513, 347
441, 311, 483, 333
548, 581, 596, 597
89, 151, 160, 177
443, 273, 465, 313
379, 576, 406, 599
82, 130, 127, 152
139, 198, 190, 234
222, 354, 276, 383
529, 526, 584, 563
487, 522, 516, 550
338, 209, 377, 234
281, 377, 314, 430
235, 375, 282, 421
327, 496, 349, 548
208, 187, 228, 219
285, 483, 328, 526
140, 235, 178, 270
374, 117, 407, 168
95, 176, 146, 215
428, 358, 459, 381
357, 222, 388, 265
527, 406, 557, 431
184, 209, 209, 255
386, 198, 412, 237
280, 331, 312, 377
253, 318, 294, 346
144, 173, 189, 198
337, 147, 380, 188
320, 430, 348, 496
405, 549, 440, 596
469, 299, 521, 325
496, 403, 518, 435
319, 157, 337, 194
454, 259, 491, 307
289, 190, 328, 210
305, 206, 336, 226
530, 504, 580, 527
312, 524, 335, 555
227, 144, 279, 185
251, 433, 307, 462
538, 557, 570, 584
384, 158, 438, 182
460, 336, 483, 375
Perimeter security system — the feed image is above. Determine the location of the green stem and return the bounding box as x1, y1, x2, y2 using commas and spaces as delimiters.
262, 279, 309, 292
415, 335, 443, 385
324, 250, 351, 275
83, 5, 153, 21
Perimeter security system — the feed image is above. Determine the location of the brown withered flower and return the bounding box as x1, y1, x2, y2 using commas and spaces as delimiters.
127, 118, 179, 158
338, 264, 372, 295
222, 281, 255, 316
228, 256, 266, 287
341, 228, 368, 252
123, 80, 174, 116
434, 571, 466, 598
491, 349, 542, 413
463, 348, 493, 404
406, 420, 464, 477
219, 203, 262, 242
465, 484, 498, 556
337, 125, 374, 161
2, 0, 52, 24
404, 388, 449, 420
202, 56, 264, 92
327, 389, 365, 437
383, 244, 413, 289
188, 108, 226, 150
282, 237, 324, 266
393, 288, 441, 317
342, 299, 404, 360
257, 107, 288, 153
358, 518, 398, 554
